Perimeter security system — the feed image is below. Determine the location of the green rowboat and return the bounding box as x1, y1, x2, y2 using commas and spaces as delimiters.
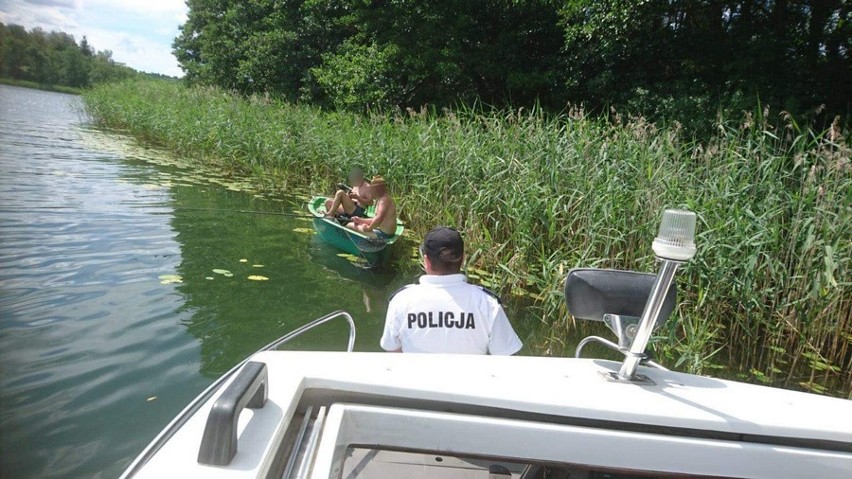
308, 196, 404, 265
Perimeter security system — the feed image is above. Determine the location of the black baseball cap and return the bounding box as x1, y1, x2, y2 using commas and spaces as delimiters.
421, 226, 464, 261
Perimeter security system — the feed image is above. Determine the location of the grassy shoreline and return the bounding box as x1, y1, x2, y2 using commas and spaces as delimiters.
83, 79, 850, 397
1, 77, 83, 95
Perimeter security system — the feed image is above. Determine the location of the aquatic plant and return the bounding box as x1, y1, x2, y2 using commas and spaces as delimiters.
83, 79, 850, 397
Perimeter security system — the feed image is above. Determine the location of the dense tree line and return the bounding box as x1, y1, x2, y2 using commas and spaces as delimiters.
0, 23, 137, 89
174, 1, 849, 125
560, 1, 850, 124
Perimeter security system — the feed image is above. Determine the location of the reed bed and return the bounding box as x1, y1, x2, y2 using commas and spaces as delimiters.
83, 79, 851, 397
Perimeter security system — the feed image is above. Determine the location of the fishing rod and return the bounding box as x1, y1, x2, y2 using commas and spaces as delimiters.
173, 207, 313, 218
1, 206, 315, 219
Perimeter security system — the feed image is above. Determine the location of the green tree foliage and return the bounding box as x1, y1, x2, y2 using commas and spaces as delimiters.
310, 0, 564, 109
311, 39, 400, 110
174, 0, 343, 99
0, 22, 137, 89
173, 1, 849, 124
174, 0, 564, 110
560, 1, 851, 127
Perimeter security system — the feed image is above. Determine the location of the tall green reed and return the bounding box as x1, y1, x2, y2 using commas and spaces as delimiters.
83, 79, 850, 397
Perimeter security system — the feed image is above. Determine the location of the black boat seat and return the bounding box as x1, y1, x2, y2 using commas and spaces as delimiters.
564, 268, 677, 327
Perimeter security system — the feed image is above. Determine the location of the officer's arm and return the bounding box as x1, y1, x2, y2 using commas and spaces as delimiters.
380, 290, 405, 352
488, 306, 522, 355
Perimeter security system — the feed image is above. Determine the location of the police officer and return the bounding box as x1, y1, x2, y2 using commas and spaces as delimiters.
380, 226, 522, 355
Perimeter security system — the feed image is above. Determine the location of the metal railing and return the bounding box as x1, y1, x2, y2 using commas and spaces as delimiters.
575, 336, 668, 372
119, 310, 357, 478
263, 310, 356, 353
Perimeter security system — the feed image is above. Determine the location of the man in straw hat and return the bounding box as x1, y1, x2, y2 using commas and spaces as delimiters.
349, 176, 398, 241
380, 226, 522, 354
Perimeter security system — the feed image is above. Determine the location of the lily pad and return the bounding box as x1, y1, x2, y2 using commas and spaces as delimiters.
247, 275, 269, 281
252, 264, 264, 268
205, 276, 214, 280
158, 274, 183, 285
212, 269, 231, 275
239, 258, 248, 263
292, 227, 314, 234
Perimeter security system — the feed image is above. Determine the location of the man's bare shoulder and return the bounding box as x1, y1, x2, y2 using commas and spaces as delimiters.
376, 195, 392, 208
379, 194, 396, 208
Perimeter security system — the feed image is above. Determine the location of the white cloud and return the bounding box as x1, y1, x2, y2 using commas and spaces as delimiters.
20, 0, 79, 8
1, 0, 79, 31
86, 27, 184, 77
0, 0, 187, 77
84, 0, 184, 15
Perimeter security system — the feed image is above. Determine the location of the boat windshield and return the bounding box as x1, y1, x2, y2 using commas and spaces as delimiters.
341, 447, 718, 479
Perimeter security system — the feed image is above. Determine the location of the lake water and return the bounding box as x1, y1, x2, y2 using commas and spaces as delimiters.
0, 84, 599, 478
0, 85, 441, 478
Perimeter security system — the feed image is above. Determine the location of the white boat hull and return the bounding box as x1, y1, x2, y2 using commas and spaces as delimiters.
125, 352, 852, 479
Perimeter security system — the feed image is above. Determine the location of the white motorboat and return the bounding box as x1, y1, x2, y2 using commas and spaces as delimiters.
120, 210, 852, 479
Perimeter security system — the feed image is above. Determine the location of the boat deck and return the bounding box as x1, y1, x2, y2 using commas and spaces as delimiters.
131, 352, 852, 479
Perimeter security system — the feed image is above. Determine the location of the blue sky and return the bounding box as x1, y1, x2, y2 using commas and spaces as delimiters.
0, 0, 188, 77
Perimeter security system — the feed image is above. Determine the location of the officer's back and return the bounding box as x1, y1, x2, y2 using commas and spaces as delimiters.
380, 227, 522, 355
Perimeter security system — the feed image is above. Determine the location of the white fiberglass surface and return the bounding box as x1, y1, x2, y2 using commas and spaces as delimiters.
312, 404, 852, 479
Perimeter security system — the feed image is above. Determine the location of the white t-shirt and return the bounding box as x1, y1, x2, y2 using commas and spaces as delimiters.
380, 274, 523, 355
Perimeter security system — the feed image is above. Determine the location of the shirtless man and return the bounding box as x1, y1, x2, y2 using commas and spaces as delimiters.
348, 176, 397, 241
325, 167, 373, 217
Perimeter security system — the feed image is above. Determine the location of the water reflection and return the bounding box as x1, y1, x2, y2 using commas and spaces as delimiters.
164, 182, 396, 376
0, 85, 578, 479
0, 85, 415, 479
1, 85, 207, 479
